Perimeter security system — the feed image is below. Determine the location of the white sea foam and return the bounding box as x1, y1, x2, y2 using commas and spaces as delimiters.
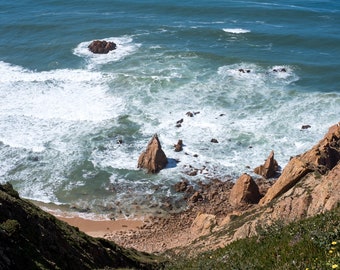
73, 36, 141, 68
1, 58, 339, 215
223, 28, 251, 34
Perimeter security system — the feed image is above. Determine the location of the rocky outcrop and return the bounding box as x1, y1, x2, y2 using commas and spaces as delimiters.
228, 123, 340, 241
0, 183, 160, 270
183, 123, 340, 255
88, 40, 116, 54
254, 150, 279, 179
260, 124, 340, 205
191, 213, 217, 236
229, 174, 261, 206
138, 134, 168, 173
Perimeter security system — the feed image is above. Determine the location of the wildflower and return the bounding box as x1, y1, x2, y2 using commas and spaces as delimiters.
329, 250, 334, 254
332, 264, 338, 269
332, 241, 337, 245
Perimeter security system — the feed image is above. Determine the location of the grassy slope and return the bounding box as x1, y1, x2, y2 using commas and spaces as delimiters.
1, 181, 339, 270
165, 206, 340, 270
0, 183, 163, 270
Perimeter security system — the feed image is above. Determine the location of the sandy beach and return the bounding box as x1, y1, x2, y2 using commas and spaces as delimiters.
57, 216, 144, 238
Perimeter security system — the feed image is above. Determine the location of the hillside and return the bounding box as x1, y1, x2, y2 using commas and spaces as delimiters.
0, 183, 162, 270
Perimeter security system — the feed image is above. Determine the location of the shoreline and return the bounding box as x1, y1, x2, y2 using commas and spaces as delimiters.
57, 216, 144, 238
30, 200, 146, 238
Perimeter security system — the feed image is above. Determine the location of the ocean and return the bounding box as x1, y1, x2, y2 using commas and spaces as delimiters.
1, 0, 339, 219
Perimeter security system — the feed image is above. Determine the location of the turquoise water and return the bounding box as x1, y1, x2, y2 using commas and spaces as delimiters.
0, 0, 339, 218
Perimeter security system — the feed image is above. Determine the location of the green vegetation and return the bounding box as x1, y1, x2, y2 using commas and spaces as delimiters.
165, 207, 340, 270
1, 182, 339, 270
0, 183, 163, 270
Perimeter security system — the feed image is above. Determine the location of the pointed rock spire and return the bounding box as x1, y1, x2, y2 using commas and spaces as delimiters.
254, 150, 279, 179
137, 134, 168, 173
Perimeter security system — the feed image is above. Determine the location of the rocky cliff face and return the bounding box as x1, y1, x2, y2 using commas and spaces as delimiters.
184, 123, 340, 253
0, 183, 161, 270
230, 124, 340, 239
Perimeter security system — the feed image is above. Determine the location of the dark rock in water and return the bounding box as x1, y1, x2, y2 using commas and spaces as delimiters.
254, 150, 279, 179
176, 119, 183, 127
301, 125, 311, 130
174, 139, 183, 152
0, 183, 160, 270
137, 134, 168, 173
211, 138, 218, 143
273, 68, 287, 73
186, 111, 194, 117
88, 40, 116, 54
238, 69, 251, 73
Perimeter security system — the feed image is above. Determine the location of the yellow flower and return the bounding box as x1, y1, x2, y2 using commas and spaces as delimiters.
329, 250, 334, 254
332, 264, 338, 269
332, 241, 337, 245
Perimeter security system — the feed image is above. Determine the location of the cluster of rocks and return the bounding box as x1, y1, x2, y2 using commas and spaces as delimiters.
109, 122, 340, 254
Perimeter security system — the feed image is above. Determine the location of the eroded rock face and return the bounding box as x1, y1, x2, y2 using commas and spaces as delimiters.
137, 134, 168, 173
190, 213, 217, 236
260, 124, 340, 205
229, 174, 261, 207
88, 40, 116, 54
254, 150, 279, 179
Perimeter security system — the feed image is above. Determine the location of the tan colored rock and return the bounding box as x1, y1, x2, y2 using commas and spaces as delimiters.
137, 134, 168, 173
191, 213, 217, 236
254, 150, 279, 179
229, 174, 261, 207
220, 211, 241, 226
232, 221, 258, 241
260, 124, 340, 205
259, 158, 311, 205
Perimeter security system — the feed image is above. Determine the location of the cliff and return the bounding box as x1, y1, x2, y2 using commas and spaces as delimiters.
0, 183, 162, 270
178, 123, 340, 254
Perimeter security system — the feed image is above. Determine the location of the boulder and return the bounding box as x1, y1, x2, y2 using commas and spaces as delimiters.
88, 40, 116, 54
254, 150, 279, 179
229, 174, 261, 206
137, 134, 168, 173
174, 139, 183, 152
260, 123, 340, 205
190, 213, 217, 236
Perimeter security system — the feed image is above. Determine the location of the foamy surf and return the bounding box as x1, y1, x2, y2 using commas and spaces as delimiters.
73, 36, 141, 68
223, 28, 251, 34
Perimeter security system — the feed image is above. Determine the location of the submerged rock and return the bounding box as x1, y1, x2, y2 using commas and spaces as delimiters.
137, 134, 168, 173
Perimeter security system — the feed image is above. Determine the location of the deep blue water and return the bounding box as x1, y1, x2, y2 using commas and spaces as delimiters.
0, 0, 339, 218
